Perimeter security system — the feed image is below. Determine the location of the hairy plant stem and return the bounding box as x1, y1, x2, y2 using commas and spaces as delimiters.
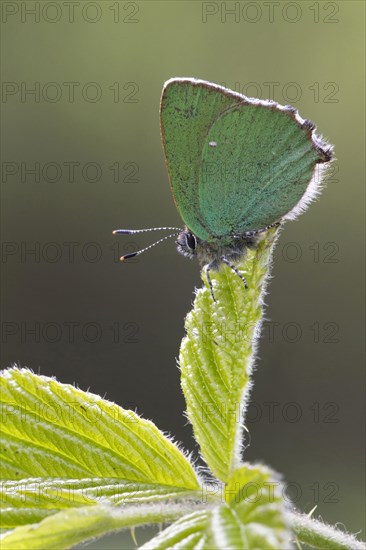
289, 510, 365, 550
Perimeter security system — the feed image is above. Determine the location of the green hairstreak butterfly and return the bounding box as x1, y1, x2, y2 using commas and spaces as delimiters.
114, 78, 333, 297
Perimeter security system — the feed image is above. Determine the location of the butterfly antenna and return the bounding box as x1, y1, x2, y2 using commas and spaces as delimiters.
113, 227, 181, 235
113, 228, 181, 261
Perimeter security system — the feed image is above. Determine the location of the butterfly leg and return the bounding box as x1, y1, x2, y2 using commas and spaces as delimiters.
232, 221, 281, 240
221, 257, 248, 289
205, 262, 216, 302
260, 221, 281, 233
267, 221, 281, 229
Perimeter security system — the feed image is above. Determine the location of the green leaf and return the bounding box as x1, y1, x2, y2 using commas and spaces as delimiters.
0, 478, 200, 529
0, 367, 200, 534
142, 464, 291, 550
0, 367, 198, 487
139, 511, 208, 549
0, 502, 199, 550
0, 503, 120, 550
215, 464, 292, 549
180, 228, 279, 481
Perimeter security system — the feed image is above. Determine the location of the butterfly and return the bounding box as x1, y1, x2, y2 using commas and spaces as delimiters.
114, 78, 333, 298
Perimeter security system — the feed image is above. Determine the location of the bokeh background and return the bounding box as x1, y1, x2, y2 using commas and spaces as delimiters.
1, 1, 365, 547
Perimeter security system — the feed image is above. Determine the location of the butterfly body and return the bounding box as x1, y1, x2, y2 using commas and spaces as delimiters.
176, 226, 268, 267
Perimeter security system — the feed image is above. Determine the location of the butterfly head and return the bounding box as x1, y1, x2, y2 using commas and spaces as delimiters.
176, 229, 198, 259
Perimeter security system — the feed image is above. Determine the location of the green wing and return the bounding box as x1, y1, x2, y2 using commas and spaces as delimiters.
198, 102, 331, 237
160, 78, 242, 240
161, 78, 332, 241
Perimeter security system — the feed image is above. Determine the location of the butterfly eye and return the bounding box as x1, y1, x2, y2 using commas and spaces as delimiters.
186, 232, 197, 251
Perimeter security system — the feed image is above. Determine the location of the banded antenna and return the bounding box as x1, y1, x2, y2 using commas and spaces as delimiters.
113, 227, 182, 261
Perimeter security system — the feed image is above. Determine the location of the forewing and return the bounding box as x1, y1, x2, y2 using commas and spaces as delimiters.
198, 101, 331, 236
160, 78, 242, 240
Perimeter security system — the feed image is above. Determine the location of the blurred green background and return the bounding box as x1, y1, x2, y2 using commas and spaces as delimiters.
1, 0, 365, 546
